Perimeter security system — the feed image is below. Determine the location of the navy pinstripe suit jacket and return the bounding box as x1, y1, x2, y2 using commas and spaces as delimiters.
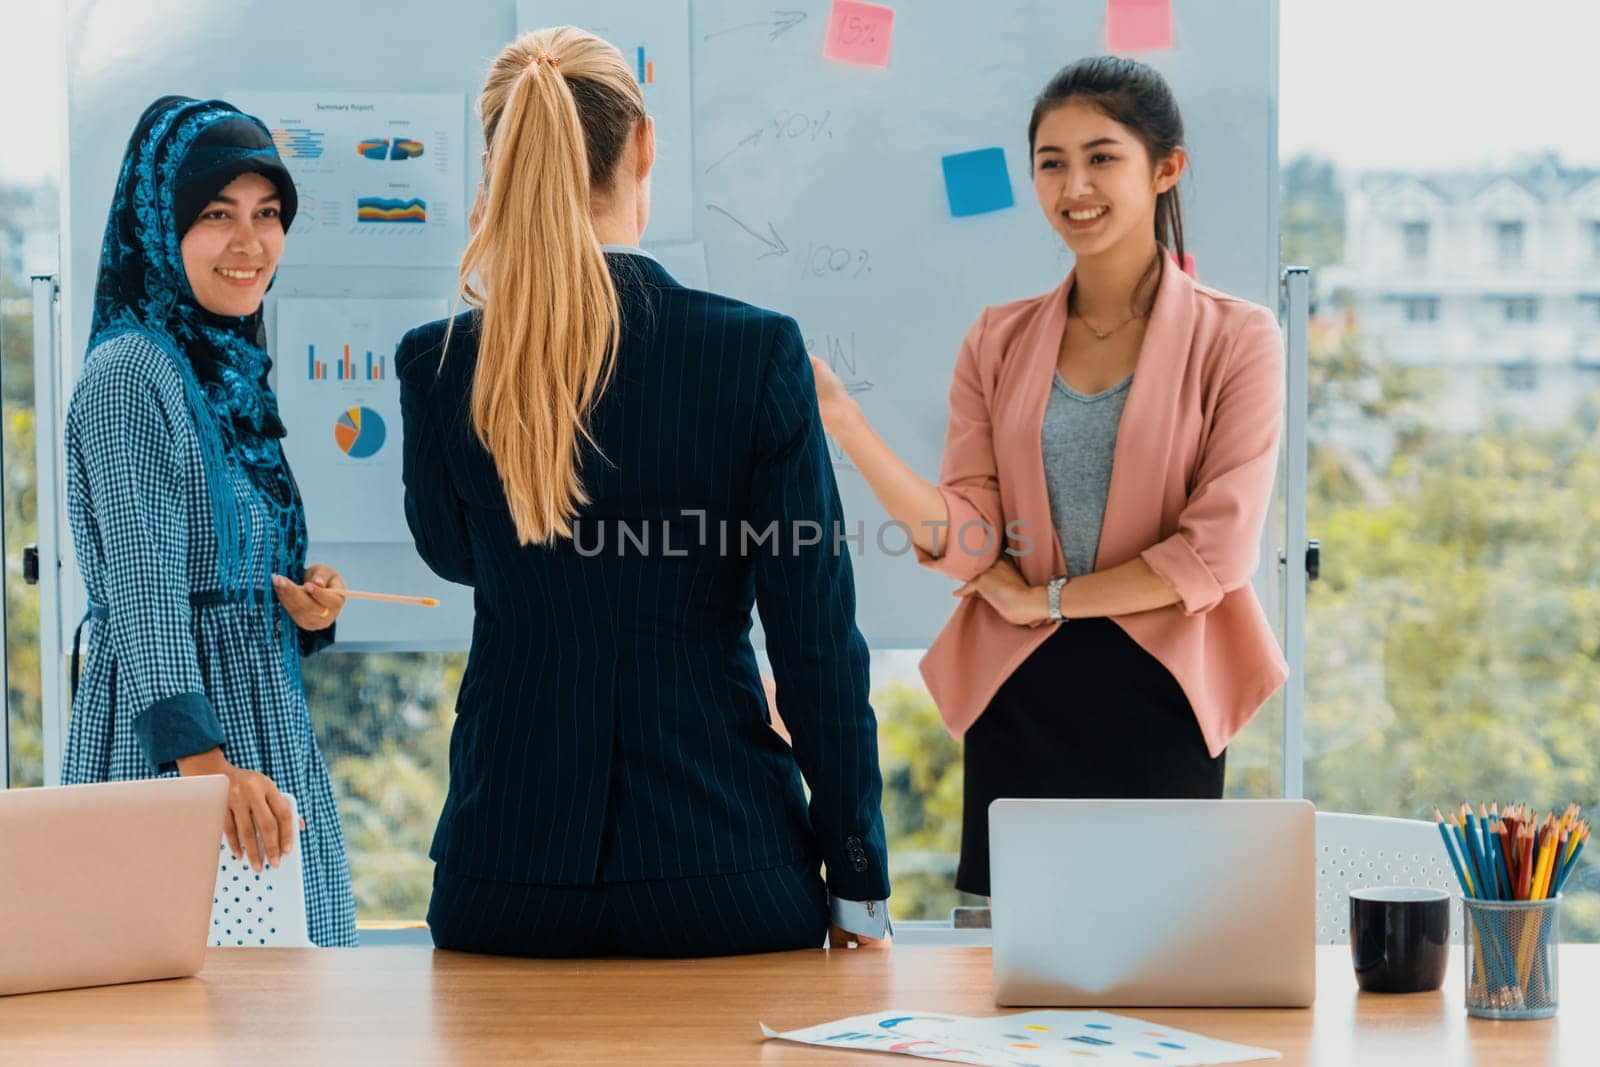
396, 251, 890, 902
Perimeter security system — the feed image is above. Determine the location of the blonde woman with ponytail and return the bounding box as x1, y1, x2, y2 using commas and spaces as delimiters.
397, 28, 891, 958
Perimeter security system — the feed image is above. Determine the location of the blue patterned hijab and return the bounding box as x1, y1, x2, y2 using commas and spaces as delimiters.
90, 96, 307, 605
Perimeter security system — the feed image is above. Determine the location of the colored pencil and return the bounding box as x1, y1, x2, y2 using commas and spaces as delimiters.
1534, 820, 1557, 900
1484, 825, 1510, 895
1437, 803, 1589, 903
1461, 805, 1492, 900
1436, 810, 1474, 897
1482, 814, 1504, 900
1563, 818, 1584, 868
1554, 829, 1588, 896
1491, 809, 1513, 899
1496, 809, 1517, 896
1543, 819, 1562, 898
1517, 824, 1536, 901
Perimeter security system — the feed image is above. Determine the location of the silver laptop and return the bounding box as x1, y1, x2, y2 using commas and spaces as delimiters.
990, 798, 1316, 1007
0, 776, 229, 996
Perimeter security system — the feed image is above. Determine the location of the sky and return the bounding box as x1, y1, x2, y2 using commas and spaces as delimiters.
0, 0, 60, 185
1278, 0, 1600, 171
2, 1, 1599, 185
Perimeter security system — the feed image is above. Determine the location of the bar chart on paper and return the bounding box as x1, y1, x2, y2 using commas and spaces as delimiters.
307, 344, 387, 382
276, 297, 448, 542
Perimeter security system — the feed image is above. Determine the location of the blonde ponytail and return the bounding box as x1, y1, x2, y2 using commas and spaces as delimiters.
453, 27, 646, 545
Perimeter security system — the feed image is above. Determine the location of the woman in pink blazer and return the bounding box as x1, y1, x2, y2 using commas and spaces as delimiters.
812, 57, 1287, 897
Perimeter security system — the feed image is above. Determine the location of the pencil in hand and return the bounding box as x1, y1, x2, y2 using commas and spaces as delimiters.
330, 589, 440, 607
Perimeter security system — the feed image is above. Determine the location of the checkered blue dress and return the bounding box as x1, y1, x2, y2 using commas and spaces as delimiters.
62, 330, 358, 947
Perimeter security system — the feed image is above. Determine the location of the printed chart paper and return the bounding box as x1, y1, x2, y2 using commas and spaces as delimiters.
275, 298, 449, 543
761, 1009, 1281, 1067
229, 91, 466, 267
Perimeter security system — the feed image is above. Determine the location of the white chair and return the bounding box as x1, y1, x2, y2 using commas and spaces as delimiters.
209, 793, 313, 947
1314, 811, 1462, 945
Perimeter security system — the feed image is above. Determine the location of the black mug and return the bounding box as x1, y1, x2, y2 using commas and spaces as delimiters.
1350, 887, 1451, 993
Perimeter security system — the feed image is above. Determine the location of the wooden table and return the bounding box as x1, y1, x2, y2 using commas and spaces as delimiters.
0, 945, 1591, 1065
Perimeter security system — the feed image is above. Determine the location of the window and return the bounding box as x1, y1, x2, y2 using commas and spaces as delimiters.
0, 3, 59, 791
2, 270, 43, 789
1501, 363, 1539, 392
302, 647, 1007, 924
1499, 297, 1539, 323
299, 653, 459, 920
1494, 220, 1525, 266
1401, 221, 1429, 265
1285, 4, 1595, 943
1401, 297, 1439, 323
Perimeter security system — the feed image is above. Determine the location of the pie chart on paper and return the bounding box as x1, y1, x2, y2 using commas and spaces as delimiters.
333, 406, 386, 459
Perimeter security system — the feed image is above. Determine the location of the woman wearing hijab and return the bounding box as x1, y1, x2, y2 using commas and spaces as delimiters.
63, 96, 357, 947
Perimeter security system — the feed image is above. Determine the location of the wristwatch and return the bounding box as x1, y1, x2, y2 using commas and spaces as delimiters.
1046, 574, 1069, 622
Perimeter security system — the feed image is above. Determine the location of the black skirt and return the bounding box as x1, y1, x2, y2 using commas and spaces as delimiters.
955, 617, 1225, 897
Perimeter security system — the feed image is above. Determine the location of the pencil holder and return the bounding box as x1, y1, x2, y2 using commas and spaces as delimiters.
1462, 896, 1560, 1019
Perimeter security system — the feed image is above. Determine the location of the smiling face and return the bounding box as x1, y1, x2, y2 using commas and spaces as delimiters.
179, 171, 285, 317
1031, 99, 1184, 260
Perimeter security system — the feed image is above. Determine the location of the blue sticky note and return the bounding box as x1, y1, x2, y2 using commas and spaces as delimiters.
941, 147, 1014, 218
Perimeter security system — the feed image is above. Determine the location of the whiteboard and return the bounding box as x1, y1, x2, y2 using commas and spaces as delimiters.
59, 0, 1278, 651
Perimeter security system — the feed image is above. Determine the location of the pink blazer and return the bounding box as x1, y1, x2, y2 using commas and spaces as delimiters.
916, 262, 1288, 757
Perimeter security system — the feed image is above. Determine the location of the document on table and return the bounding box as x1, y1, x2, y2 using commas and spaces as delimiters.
760, 1008, 1281, 1067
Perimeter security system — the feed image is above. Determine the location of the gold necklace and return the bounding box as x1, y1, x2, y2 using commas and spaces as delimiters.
1072, 305, 1146, 341
1070, 251, 1163, 341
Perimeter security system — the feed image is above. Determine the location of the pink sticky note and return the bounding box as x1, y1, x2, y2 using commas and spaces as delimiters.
823, 0, 895, 68
1106, 0, 1173, 52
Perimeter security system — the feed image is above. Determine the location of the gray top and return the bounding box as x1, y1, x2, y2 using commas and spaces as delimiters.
1040, 371, 1132, 577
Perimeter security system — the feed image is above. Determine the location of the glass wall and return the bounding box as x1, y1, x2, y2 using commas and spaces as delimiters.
0, 0, 57, 788
0, 0, 1287, 926
2, 260, 45, 789
309, 645, 1282, 924
1284, 0, 1598, 937
23, 0, 1600, 935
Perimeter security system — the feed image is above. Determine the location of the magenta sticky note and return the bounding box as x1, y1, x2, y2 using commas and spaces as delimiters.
823, 0, 896, 68
1106, 0, 1173, 53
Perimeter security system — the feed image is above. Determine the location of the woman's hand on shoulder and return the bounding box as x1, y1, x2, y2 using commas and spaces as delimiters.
808, 354, 863, 438
272, 564, 346, 631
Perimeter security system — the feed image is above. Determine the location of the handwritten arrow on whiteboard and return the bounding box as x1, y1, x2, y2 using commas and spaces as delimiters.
702, 10, 808, 42
705, 205, 790, 258
706, 129, 763, 173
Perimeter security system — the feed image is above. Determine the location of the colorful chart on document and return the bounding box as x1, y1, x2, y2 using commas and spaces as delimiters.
333, 407, 387, 459
276, 298, 448, 543
762, 1008, 1283, 1066
226, 91, 465, 266
357, 137, 426, 160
